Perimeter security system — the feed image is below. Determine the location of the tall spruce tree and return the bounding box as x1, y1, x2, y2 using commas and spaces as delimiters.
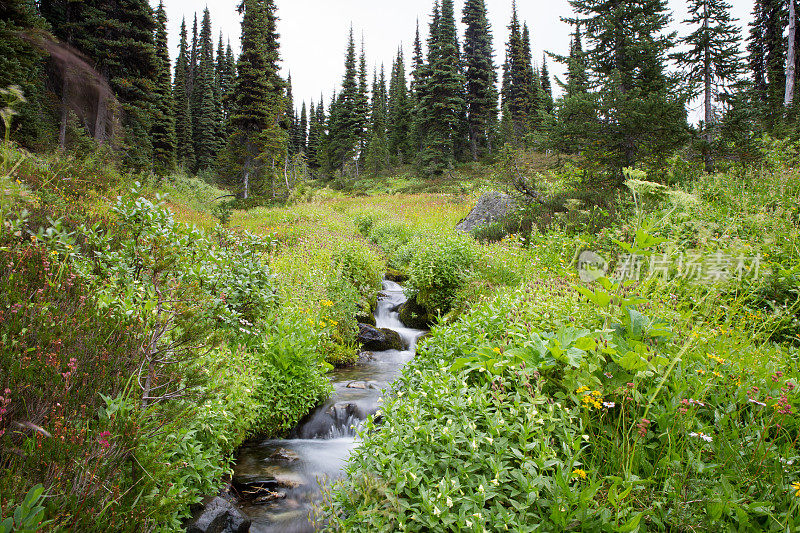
462, 0, 499, 160
569, 0, 687, 175
747, 0, 799, 125
225, 0, 287, 198
152, 0, 176, 174
503, 4, 533, 142
540, 54, 554, 114
285, 73, 297, 154
387, 48, 412, 163
327, 29, 361, 173
675, 0, 743, 171
173, 17, 195, 169
550, 19, 597, 154
0, 0, 50, 148
410, 21, 426, 153
522, 24, 542, 130
189, 14, 199, 137
299, 102, 308, 153
193, 8, 218, 172
365, 66, 390, 175
356, 41, 371, 171
416, 0, 466, 174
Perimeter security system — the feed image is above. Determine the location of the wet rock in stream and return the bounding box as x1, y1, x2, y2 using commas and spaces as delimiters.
186, 496, 250, 533
357, 323, 405, 351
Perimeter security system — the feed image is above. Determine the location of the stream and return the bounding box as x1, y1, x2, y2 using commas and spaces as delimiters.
232, 280, 424, 532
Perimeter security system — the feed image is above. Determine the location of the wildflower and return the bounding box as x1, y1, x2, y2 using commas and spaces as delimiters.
492, 347, 501, 354
792, 481, 800, 497
636, 418, 651, 438
688, 432, 713, 443
576, 386, 590, 394
602, 402, 615, 408
321, 300, 334, 307
572, 468, 587, 479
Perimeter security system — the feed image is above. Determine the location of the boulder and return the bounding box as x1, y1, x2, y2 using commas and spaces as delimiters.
398, 295, 432, 330
357, 324, 405, 351
355, 312, 376, 326
455, 191, 517, 233
385, 268, 409, 283
186, 496, 250, 533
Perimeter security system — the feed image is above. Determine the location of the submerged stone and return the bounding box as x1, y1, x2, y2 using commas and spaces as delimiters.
186, 496, 250, 533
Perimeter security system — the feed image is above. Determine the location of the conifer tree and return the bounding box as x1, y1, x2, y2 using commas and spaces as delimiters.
328, 29, 361, 173
215, 33, 232, 138
550, 19, 597, 154
410, 21, 426, 153
569, 0, 687, 175
299, 102, 308, 152
675, 0, 743, 171
356, 42, 371, 169
387, 48, 412, 163
152, 0, 176, 174
522, 24, 542, 129
540, 54, 554, 114
365, 66, 390, 175
225, 0, 287, 198
416, 0, 466, 174
173, 17, 195, 169
285, 73, 297, 154
194, 7, 218, 172
503, 3, 533, 142
462, 0, 499, 160
189, 14, 199, 135
747, 0, 794, 125
0, 0, 50, 147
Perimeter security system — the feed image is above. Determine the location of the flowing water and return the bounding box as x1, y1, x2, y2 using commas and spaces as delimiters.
233, 280, 424, 532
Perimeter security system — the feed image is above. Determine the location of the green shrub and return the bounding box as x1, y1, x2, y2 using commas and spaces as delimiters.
407, 234, 475, 315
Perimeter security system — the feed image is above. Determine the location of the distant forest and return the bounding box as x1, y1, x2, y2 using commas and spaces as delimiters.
0, 0, 794, 198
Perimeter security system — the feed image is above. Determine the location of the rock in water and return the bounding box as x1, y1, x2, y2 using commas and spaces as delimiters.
269, 448, 299, 462
357, 324, 406, 351
186, 496, 250, 533
398, 295, 432, 329
455, 191, 517, 233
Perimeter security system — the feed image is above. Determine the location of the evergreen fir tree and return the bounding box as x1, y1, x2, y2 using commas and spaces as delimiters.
462, 0, 499, 160
365, 66, 390, 175
0, 0, 50, 148
285, 73, 297, 154
356, 41, 371, 169
503, 3, 533, 142
550, 19, 597, 155
327, 28, 361, 173
675, 0, 743, 171
225, 0, 287, 198
569, 0, 688, 175
151, 0, 176, 174
540, 54, 554, 114
410, 21, 426, 152
747, 0, 795, 125
416, 0, 467, 174
190, 14, 199, 139
299, 102, 308, 153
194, 7, 218, 172
173, 17, 195, 169
387, 48, 412, 163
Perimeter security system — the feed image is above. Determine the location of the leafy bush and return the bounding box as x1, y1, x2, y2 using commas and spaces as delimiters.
407, 234, 475, 315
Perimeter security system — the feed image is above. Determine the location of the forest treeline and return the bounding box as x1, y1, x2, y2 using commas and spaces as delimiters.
0, 0, 797, 198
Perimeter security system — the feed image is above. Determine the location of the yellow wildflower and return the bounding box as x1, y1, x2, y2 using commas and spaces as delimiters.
321, 300, 334, 307
792, 481, 800, 497
572, 469, 587, 480
492, 347, 501, 354
576, 386, 590, 394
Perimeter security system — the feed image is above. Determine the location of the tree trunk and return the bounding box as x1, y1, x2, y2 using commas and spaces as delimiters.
243, 169, 249, 200
94, 93, 107, 145
59, 77, 69, 151
703, 4, 714, 174
786, 0, 797, 111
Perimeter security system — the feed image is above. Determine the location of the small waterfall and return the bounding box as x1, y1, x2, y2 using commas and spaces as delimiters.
232, 278, 426, 532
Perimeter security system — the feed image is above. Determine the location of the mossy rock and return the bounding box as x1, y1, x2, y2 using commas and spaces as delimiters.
398, 295, 432, 330
385, 268, 409, 283
355, 312, 376, 326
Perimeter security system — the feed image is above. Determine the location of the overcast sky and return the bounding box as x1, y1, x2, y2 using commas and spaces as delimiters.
152, 0, 754, 116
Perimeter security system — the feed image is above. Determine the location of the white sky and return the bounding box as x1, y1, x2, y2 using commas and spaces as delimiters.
152, 0, 755, 115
